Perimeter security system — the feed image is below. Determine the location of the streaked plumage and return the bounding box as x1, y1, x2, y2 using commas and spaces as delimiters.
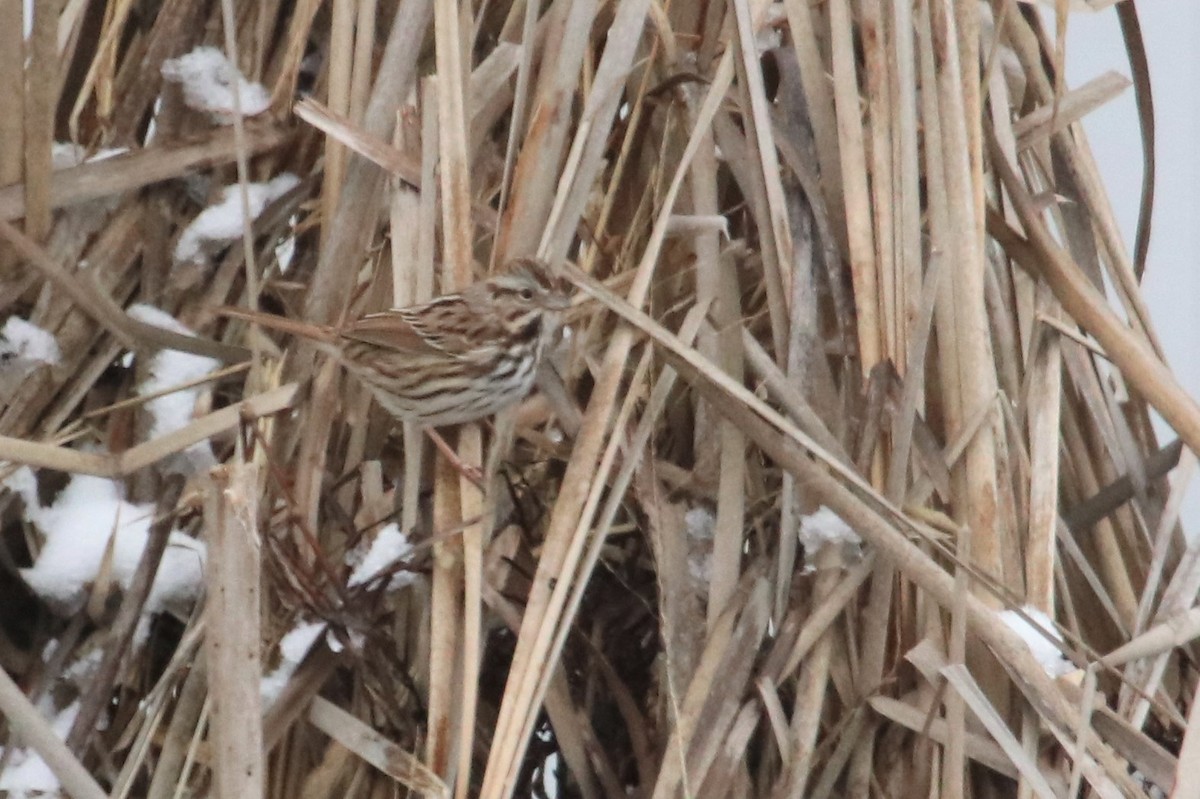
219, 257, 570, 426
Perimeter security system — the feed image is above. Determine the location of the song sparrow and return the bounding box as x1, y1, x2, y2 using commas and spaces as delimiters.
219, 257, 571, 426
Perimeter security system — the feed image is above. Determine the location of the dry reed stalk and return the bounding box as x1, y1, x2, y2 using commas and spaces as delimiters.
731, 0, 793, 359
717, 0, 786, 629
204, 462, 264, 799
781, 547, 840, 797
0, 666, 106, 799
830, 0, 880, 374
322, 0, 354, 256
430, 0, 483, 789
481, 44, 738, 793
22, 0, 57, 243
143, 654, 208, 799
219, 0, 264, 312
0, 0, 21, 205
687, 78, 748, 628
0, 123, 291, 221
301, 0, 431, 329
662, 332, 1151, 792
1028, 293, 1065, 611
307, 697, 448, 797
578, 266, 1158, 787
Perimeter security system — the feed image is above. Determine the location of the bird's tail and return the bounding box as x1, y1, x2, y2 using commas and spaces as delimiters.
215, 306, 338, 344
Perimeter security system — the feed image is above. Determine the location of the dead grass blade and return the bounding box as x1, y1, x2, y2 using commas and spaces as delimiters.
308, 697, 449, 797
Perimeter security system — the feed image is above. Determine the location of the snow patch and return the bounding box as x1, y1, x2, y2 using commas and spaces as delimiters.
684, 507, 715, 540
998, 605, 1076, 677
0, 317, 61, 366
7, 467, 205, 616
127, 305, 219, 466
61, 648, 104, 687
347, 523, 417, 590
798, 506, 863, 571
161, 46, 270, 123
0, 701, 79, 798
173, 174, 300, 265
755, 26, 782, 57
261, 620, 327, 706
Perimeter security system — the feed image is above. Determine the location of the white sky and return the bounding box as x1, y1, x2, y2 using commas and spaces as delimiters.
1065, 4, 1200, 531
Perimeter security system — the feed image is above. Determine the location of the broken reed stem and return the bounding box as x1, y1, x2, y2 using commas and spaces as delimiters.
204, 462, 264, 799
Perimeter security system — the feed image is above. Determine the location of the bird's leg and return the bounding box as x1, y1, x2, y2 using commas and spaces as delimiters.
423, 427, 484, 487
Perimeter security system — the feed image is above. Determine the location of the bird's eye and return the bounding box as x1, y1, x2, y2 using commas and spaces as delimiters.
519, 288, 535, 301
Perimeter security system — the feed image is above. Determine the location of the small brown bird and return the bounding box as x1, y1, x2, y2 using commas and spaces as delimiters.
219, 257, 571, 426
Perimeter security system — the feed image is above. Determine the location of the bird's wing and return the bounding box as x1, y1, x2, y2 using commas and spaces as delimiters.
339, 308, 465, 356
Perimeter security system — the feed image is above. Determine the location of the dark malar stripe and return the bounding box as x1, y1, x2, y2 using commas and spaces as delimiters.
517, 315, 542, 340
